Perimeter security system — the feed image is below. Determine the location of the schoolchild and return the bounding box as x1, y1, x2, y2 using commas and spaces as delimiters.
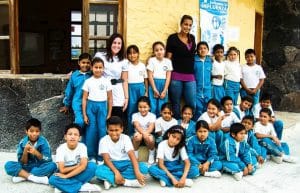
5, 118, 56, 184
147, 41, 173, 117
49, 124, 100, 193
95, 116, 148, 190
223, 47, 241, 105
82, 57, 112, 161
155, 102, 177, 145
233, 95, 253, 120
219, 123, 255, 181
194, 41, 213, 120
187, 120, 222, 178
220, 96, 240, 133
127, 45, 148, 135
211, 44, 225, 102
178, 105, 196, 140
240, 49, 265, 106
131, 96, 156, 164
149, 125, 199, 187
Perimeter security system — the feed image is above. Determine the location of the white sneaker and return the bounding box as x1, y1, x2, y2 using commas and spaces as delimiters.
185, 179, 193, 187
97, 160, 104, 165
204, 171, 222, 178
148, 150, 155, 165
12, 176, 26, 183
89, 158, 97, 163
104, 180, 112, 190
283, 155, 297, 163
270, 155, 283, 164
27, 175, 49, 185
233, 172, 243, 181
79, 182, 101, 192
54, 188, 62, 193
160, 180, 166, 187
124, 179, 143, 188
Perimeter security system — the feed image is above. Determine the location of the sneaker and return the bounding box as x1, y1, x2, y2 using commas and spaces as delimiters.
97, 160, 104, 165
204, 171, 222, 178
270, 155, 283, 164
283, 155, 297, 163
124, 179, 143, 188
185, 179, 193, 187
160, 180, 166, 187
27, 175, 49, 185
104, 180, 112, 190
79, 182, 101, 192
89, 158, 97, 163
148, 150, 155, 165
233, 172, 243, 181
12, 176, 26, 183
54, 188, 62, 193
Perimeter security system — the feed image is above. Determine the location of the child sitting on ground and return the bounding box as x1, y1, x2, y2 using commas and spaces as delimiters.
233, 95, 253, 120
220, 96, 240, 133
178, 105, 196, 141
5, 118, 56, 184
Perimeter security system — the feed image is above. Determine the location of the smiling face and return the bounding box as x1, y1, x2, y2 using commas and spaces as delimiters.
198, 44, 209, 58
241, 118, 253, 131
245, 53, 256, 65
227, 50, 238, 62
259, 111, 271, 126
180, 18, 193, 34
92, 62, 104, 78
26, 126, 41, 143
240, 100, 252, 111
138, 101, 150, 117
153, 43, 165, 60
207, 103, 219, 118
214, 49, 224, 62
107, 124, 123, 142
111, 37, 123, 56
182, 107, 193, 123
64, 128, 80, 149
78, 58, 91, 72
127, 48, 139, 64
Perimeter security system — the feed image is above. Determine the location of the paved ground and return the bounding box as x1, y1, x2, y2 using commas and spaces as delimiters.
1, 112, 299, 193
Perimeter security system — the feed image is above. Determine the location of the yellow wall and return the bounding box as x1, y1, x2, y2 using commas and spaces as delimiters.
126, 0, 264, 63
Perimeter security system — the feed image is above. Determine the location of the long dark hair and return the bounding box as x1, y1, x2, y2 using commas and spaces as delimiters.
163, 125, 186, 158
106, 33, 125, 62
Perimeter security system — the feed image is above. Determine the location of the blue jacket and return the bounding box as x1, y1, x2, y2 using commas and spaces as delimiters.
17, 135, 52, 165
194, 55, 212, 89
63, 70, 92, 111
233, 106, 251, 120
219, 133, 252, 168
187, 135, 219, 165
178, 119, 196, 140
246, 130, 262, 157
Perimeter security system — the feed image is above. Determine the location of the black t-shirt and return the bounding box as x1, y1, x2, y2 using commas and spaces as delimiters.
166, 33, 196, 74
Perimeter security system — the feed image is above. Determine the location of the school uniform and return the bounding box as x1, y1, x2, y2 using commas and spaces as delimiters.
95, 134, 148, 185
5, 136, 56, 177
233, 105, 251, 120
220, 111, 240, 129
224, 60, 241, 105
194, 55, 213, 120
212, 60, 225, 102
149, 140, 199, 187
219, 134, 256, 175
132, 112, 156, 133
63, 70, 92, 129
155, 117, 178, 144
178, 119, 196, 141
187, 135, 222, 173
147, 57, 173, 117
127, 61, 148, 135
49, 143, 97, 193
82, 76, 112, 160
245, 130, 267, 166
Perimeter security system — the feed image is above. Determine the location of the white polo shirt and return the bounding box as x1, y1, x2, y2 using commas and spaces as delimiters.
241, 64, 266, 88
132, 112, 156, 131
157, 140, 188, 161
128, 61, 147, 83
212, 60, 225, 86
224, 60, 242, 82
56, 143, 87, 167
147, 57, 173, 79
82, 76, 112, 101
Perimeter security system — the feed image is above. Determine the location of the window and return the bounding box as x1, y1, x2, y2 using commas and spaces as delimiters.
0, 1, 10, 70
71, 11, 82, 60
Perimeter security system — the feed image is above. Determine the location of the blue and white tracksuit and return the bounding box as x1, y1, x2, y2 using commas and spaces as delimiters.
246, 130, 267, 166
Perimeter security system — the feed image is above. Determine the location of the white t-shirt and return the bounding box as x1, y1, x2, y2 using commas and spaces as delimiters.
241, 64, 266, 88
56, 143, 88, 167
128, 61, 147, 83
157, 140, 188, 161
220, 111, 240, 128
132, 112, 156, 131
82, 76, 112, 101
212, 60, 225, 85
252, 103, 275, 119
254, 122, 277, 137
224, 60, 242, 82
147, 57, 173, 79
198, 112, 219, 125
99, 134, 133, 161
94, 52, 129, 106
155, 117, 178, 135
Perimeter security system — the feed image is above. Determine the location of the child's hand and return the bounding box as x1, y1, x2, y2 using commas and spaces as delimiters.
243, 167, 249, 176
114, 171, 125, 185
160, 91, 167, 99
171, 177, 179, 187
84, 115, 89, 125
177, 177, 186, 188
59, 106, 69, 114
247, 164, 253, 174
27, 146, 37, 155
54, 172, 68, 179
200, 162, 210, 175
123, 98, 128, 112
216, 75, 222, 79
136, 172, 146, 186
153, 89, 160, 98
257, 156, 264, 164
272, 136, 281, 145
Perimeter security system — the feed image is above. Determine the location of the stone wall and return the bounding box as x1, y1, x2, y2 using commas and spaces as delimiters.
262, 0, 300, 112
0, 75, 72, 151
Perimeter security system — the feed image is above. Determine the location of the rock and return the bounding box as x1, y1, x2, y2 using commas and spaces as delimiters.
283, 46, 299, 63
279, 92, 300, 112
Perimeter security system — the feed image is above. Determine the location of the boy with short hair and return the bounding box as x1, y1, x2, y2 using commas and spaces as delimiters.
49, 123, 100, 193
5, 118, 56, 184
240, 49, 266, 106
220, 96, 240, 133
95, 116, 148, 190
254, 108, 296, 164
219, 123, 255, 181
252, 92, 284, 140
233, 95, 253, 120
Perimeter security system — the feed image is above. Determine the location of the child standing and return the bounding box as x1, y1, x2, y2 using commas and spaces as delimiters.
95, 116, 148, 190
49, 124, 100, 193
219, 123, 255, 181
187, 120, 222, 178
132, 96, 156, 164
233, 95, 253, 120
240, 49, 266, 106
220, 96, 240, 133
194, 41, 212, 120
149, 125, 199, 187
224, 47, 241, 105
60, 53, 92, 137
211, 44, 225, 102
127, 45, 148, 135
5, 118, 56, 184
147, 41, 173, 117
178, 105, 196, 140
155, 102, 178, 144
82, 57, 112, 161
254, 108, 295, 164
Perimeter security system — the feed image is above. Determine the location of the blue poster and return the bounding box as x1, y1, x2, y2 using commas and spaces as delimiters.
200, 0, 228, 51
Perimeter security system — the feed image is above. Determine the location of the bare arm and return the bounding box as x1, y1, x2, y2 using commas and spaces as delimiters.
128, 150, 146, 185
147, 70, 159, 96
144, 78, 149, 96
158, 158, 178, 185
102, 153, 124, 185
57, 157, 88, 178
107, 90, 113, 119
121, 71, 129, 111
166, 52, 172, 59
82, 91, 89, 124
254, 79, 264, 93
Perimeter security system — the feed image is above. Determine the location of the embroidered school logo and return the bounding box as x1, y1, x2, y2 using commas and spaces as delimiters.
99, 84, 105, 90
139, 70, 144, 76
75, 155, 81, 164
163, 65, 168, 71
121, 146, 126, 154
